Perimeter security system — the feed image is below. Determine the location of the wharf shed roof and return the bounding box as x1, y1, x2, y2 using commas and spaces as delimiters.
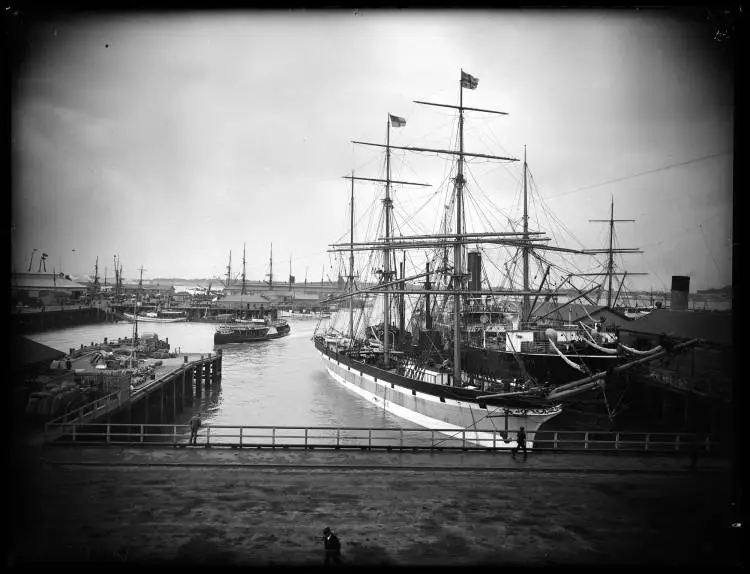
12, 273, 88, 291
292, 291, 321, 302
12, 336, 66, 373
619, 309, 733, 347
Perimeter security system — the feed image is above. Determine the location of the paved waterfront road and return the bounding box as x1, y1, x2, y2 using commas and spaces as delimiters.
11, 447, 740, 566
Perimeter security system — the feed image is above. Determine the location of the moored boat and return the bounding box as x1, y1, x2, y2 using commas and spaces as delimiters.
122, 310, 188, 323
312, 70, 693, 446
214, 317, 291, 344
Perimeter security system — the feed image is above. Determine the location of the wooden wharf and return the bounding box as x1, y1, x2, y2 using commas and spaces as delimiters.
43, 352, 222, 443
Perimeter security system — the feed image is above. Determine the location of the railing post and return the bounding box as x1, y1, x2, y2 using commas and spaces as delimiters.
72, 424, 77, 443
336, 428, 340, 449
106, 424, 111, 444
644, 434, 650, 452
675, 434, 680, 452
368, 429, 372, 450
240, 427, 244, 448
615, 432, 620, 450
400, 429, 404, 450
704, 435, 711, 453
272, 427, 276, 448
431, 430, 435, 449
493, 432, 496, 450
140, 424, 144, 443
173, 425, 177, 445
304, 428, 308, 449
584, 432, 589, 450
462, 430, 466, 450
206, 426, 210, 448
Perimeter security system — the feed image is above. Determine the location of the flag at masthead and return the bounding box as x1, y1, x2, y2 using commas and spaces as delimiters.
461, 70, 479, 89
389, 114, 406, 127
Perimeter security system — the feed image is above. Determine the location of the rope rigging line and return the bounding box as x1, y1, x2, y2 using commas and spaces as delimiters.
542, 150, 731, 201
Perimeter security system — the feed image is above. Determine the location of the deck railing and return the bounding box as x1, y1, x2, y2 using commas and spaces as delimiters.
41, 423, 722, 454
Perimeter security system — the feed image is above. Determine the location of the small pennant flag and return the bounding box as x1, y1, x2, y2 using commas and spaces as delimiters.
461, 71, 479, 90
389, 114, 407, 128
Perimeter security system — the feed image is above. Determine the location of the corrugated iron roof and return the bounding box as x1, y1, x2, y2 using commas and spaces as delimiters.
619, 309, 732, 346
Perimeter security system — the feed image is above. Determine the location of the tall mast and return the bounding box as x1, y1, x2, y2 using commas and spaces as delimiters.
398, 69, 513, 386
226, 250, 232, 292
345, 125, 426, 344
522, 145, 530, 323
589, 197, 636, 308
424, 261, 432, 330
399, 253, 405, 341
349, 171, 355, 341
383, 114, 393, 367
135, 264, 144, 345
93, 256, 100, 289
241, 244, 247, 295
452, 70, 467, 387
289, 254, 292, 290
269, 243, 273, 289
607, 198, 614, 306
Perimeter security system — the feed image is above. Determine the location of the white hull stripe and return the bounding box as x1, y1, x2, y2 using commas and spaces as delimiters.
320, 351, 557, 448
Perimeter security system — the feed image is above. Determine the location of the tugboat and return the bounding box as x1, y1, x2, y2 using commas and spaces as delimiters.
214, 316, 290, 344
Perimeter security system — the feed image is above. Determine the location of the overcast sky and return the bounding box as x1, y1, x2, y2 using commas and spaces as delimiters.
11, 9, 733, 293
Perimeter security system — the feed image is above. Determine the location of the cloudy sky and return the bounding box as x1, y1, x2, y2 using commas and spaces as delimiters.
11, 9, 733, 293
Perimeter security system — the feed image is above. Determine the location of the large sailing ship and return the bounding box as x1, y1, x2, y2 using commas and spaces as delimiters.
313, 70, 693, 446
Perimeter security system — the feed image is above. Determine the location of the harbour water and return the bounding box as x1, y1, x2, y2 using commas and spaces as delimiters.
26, 318, 420, 431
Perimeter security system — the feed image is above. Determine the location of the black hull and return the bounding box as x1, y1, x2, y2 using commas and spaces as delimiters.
315, 338, 557, 411
461, 347, 618, 385
214, 323, 291, 344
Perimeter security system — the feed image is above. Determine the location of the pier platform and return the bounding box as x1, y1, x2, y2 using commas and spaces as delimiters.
11, 445, 740, 566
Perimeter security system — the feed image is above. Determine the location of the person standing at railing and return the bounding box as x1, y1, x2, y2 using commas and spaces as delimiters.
511, 426, 527, 461
188, 413, 202, 446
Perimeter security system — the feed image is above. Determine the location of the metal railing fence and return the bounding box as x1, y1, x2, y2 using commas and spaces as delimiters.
42, 423, 722, 454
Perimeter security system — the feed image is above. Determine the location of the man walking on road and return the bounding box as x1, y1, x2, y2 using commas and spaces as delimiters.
322, 527, 342, 565
512, 426, 527, 461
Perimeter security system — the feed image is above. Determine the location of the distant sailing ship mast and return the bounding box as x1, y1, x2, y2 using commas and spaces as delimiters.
225, 250, 232, 293
267, 243, 274, 289
241, 243, 247, 296
586, 198, 646, 309
93, 256, 100, 293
